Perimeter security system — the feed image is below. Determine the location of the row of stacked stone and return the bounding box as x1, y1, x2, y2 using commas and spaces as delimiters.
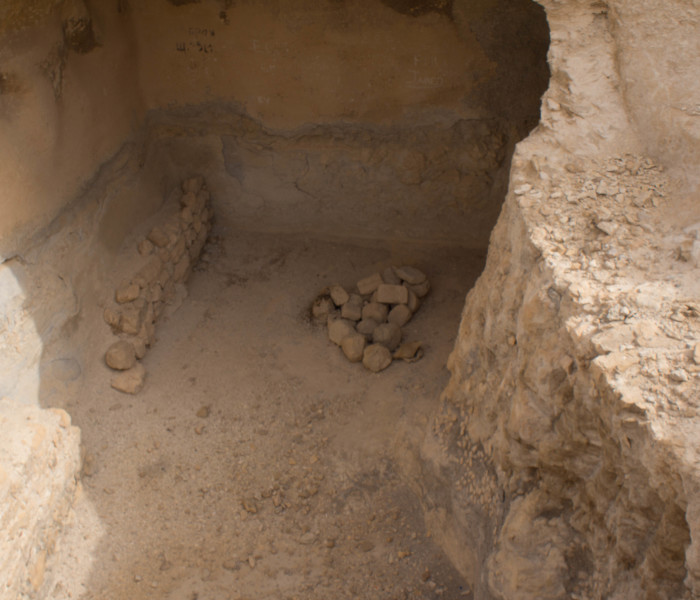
313, 266, 430, 372
102, 176, 213, 394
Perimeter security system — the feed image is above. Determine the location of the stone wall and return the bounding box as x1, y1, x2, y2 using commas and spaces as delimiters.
412, 1, 700, 598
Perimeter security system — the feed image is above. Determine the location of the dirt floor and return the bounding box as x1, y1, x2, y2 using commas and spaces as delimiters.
51, 230, 486, 600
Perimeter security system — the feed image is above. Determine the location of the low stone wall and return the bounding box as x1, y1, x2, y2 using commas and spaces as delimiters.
102, 176, 213, 393
0, 399, 80, 600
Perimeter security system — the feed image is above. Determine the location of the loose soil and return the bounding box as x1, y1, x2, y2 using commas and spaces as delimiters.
52, 231, 486, 600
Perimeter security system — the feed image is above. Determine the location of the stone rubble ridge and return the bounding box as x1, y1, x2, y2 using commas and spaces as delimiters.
102, 176, 214, 394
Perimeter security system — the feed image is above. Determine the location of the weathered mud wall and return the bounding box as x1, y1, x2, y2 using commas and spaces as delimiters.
414, 1, 700, 598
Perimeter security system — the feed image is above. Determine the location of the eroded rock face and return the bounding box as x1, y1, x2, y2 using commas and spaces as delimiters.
413, 1, 700, 598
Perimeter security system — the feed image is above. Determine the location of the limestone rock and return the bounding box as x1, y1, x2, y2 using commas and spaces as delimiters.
147, 227, 170, 248
388, 304, 412, 327
406, 288, 421, 312
105, 340, 137, 371
372, 322, 402, 351
362, 302, 388, 323
110, 363, 146, 394
408, 279, 431, 298
341, 294, 363, 321
132, 337, 147, 360
393, 341, 423, 362
376, 284, 408, 305
115, 282, 140, 304
104, 307, 121, 329
362, 344, 392, 373
341, 333, 366, 362
395, 266, 426, 285
329, 285, 350, 307
693, 343, 700, 365
328, 318, 355, 346
357, 272, 383, 295
356, 318, 379, 337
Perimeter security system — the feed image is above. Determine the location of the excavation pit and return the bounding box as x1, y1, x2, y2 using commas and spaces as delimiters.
2, 0, 700, 599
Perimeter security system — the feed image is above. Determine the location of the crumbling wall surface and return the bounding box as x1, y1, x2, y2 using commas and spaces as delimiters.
126, 0, 549, 247
0, 0, 144, 260
0, 398, 80, 600
418, 1, 700, 599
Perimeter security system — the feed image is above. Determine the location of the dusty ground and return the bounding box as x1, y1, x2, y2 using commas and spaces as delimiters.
51, 230, 485, 600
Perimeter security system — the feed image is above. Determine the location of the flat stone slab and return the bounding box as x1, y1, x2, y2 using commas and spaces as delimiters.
375, 284, 408, 305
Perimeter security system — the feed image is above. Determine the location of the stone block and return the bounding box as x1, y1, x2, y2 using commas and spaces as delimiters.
341, 334, 366, 362
362, 344, 392, 372
376, 284, 408, 305
111, 363, 146, 394
372, 322, 402, 351
115, 282, 140, 304
357, 272, 383, 295
329, 285, 350, 307
341, 294, 363, 321
105, 340, 136, 371
328, 318, 355, 346
362, 302, 388, 323
395, 265, 427, 285
388, 304, 412, 327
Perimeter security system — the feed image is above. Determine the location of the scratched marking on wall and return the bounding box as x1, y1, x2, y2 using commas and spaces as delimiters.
175, 27, 215, 55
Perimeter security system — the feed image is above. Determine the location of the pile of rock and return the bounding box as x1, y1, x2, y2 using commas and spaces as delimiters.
103, 176, 214, 394
313, 266, 430, 372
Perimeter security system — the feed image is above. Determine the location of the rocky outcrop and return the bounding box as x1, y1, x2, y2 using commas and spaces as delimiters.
0, 399, 80, 600
416, 1, 700, 598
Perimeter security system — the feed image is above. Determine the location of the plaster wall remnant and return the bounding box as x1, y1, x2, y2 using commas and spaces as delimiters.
0, 0, 698, 598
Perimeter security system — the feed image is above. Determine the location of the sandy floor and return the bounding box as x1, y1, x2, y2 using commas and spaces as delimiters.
52, 231, 486, 600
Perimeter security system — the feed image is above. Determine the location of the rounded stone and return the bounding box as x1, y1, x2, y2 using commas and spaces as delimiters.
362, 344, 392, 373
111, 363, 146, 394
372, 322, 402, 351
328, 318, 356, 346
341, 333, 366, 363
388, 304, 412, 327
329, 285, 350, 307
105, 341, 137, 371
362, 302, 388, 323
356, 318, 379, 337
